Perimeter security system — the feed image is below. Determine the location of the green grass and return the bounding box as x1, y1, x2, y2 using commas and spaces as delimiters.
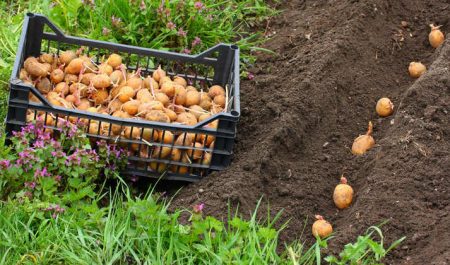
0, 185, 323, 264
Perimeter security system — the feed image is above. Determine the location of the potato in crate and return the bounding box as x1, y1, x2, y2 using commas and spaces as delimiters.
6, 13, 240, 182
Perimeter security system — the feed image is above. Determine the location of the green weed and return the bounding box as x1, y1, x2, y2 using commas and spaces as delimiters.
325, 226, 406, 265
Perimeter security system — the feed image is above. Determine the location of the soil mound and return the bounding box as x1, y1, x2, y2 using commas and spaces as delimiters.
172, 0, 450, 263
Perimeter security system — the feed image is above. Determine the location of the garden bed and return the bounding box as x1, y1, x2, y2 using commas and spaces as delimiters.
171, 0, 450, 263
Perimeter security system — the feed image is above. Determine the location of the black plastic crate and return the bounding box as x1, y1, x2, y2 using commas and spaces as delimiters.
6, 13, 240, 182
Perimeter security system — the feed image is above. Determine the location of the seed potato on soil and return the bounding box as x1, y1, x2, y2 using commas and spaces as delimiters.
312, 215, 333, 239
333, 176, 354, 209
408, 61, 427, 78
376, 97, 394, 117
170, 1, 450, 264
428, 24, 445, 48
351, 121, 375, 155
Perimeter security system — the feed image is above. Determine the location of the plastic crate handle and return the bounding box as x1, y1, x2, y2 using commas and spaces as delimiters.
9, 79, 52, 107
26, 13, 65, 38
28, 84, 52, 107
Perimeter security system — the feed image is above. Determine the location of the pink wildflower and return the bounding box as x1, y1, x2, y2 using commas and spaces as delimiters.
34, 167, 50, 178
193, 203, 204, 214
102, 27, 111, 36
139, 0, 146, 11
0, 159, 11, 169
194, 1, 204, 10
177, 28, 187, 37
192, 36, 202, 47
167, 21, 176, 30
25, 182, 36, 189
111, 15, 122, 27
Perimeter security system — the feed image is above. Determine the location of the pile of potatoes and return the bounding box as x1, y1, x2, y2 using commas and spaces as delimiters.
20, 51, 226, 174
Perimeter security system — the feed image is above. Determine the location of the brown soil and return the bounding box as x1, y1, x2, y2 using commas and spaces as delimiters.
171, 0, 450, 263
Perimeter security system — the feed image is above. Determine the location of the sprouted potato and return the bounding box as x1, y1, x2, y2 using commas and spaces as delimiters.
19, 52, 228, 172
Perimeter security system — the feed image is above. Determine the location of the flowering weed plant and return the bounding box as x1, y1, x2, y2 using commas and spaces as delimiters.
0, 120, 126, 214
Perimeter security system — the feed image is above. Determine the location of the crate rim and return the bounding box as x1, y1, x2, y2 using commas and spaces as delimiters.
23, 12, 240, 58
